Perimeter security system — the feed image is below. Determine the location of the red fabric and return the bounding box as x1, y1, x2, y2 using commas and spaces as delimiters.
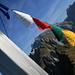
32, 17, 52, 30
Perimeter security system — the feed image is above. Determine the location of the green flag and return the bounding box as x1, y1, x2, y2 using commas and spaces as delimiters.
50, 24, 64, 41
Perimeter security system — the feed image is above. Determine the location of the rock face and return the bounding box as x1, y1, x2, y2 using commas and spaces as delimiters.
65, 2, 75, 32
29, 2, 75, 75
29, 30, 64, 75
29, 31, 75, 75
56, 46, 75, 75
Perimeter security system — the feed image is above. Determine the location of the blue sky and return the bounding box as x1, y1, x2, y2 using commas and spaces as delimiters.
0, 0, 75, 56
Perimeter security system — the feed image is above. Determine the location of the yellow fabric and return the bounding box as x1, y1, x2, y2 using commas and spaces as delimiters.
62, 29, 75, 46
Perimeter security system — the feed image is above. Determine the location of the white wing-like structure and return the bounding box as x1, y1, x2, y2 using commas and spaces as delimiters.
0, 31, 48, 75
13, 10, 34, 27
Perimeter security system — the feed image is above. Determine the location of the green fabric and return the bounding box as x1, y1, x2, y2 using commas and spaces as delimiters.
50, 24, 64, 41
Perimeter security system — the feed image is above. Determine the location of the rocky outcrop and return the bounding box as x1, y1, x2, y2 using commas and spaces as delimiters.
56, 46, 75, 75
29, 33, 75, 75
29, 30, 64, 75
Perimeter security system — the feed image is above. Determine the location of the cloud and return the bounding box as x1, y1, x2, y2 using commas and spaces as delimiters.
41, 0, 67, 23
41, 0, 61, 20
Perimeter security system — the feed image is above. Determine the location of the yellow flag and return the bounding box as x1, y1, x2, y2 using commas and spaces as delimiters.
62, 29, 75, 46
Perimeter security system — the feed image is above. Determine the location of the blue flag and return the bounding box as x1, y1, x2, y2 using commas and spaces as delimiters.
0, 4, 10, 19
0, 3, 9, 10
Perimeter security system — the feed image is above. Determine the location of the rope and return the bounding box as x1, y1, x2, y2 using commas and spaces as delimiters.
0, 16, 9, 37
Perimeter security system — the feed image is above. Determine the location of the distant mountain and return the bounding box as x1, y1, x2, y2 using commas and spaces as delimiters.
56, 2, 75, 32
29, 2, 75, 75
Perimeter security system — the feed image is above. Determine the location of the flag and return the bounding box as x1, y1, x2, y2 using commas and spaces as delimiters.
50, 24, 64, 41
32, 17, 52, 30
0, 7, 10, 19
0, 3, 10, 19
0, 3, 9, 10
12, 10, 34, 27
62, 29, 75, 46
12, 10, 52, 29
49, 24, 75, 46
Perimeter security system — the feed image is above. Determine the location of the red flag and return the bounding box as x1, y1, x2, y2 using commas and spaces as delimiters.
32, 17, 52, 30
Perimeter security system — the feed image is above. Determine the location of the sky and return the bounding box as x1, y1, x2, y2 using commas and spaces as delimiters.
0, 0, 75, 56
0, 0, 75, 75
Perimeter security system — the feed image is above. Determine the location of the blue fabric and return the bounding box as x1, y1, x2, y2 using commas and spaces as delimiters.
0, 7, 10, 19
0, 3, 9, 10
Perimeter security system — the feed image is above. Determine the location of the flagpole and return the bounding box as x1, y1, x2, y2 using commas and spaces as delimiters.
0, 16, 9, 38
